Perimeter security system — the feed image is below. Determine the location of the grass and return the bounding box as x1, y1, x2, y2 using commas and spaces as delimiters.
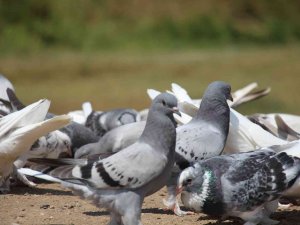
1, 45, 300, 115
1, 1, 300, 54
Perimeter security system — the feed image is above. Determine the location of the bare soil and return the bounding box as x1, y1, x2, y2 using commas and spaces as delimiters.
1, 183, 300, 225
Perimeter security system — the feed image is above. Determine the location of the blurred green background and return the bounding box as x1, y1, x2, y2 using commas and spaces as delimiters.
0, 0, 300, 115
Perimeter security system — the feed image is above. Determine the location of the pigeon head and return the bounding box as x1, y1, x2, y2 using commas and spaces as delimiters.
139, 92, 179, 150
177, 163, 216, 213
196, 81, 232, 126
203, 81, 232, 102
177, 163, 204, 194
151, 93, 180, 117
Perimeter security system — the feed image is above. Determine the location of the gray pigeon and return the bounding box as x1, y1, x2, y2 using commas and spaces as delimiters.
85, 108, 140, 137
30, 93, 179, 225
177, 149, 300, 225
164, 81, 232, 215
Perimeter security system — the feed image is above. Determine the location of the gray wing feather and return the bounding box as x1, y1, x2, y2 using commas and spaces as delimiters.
74, 142, 167, 189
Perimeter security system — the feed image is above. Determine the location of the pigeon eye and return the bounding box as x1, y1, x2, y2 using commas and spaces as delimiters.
184, 178, 193, 186
162, 100, 166, 106
187, 178, 192, 184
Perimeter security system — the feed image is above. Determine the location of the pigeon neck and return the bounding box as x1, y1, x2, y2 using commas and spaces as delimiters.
185, 168, 224, 216
195, 97, 230, 133
140, 110, 177, 154
201, 168, 225, 217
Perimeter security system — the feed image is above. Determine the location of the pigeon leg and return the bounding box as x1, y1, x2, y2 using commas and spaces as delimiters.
0, 169, 11, 194
240, 207, 279, 225
163, 184, 177, 209
264, 200, 278, 215
0, 179, 10, 194
117, 192, 143, 225
163, 184, 194, 216
10, 165, 36, 187
108, 212, 122, 225
260, 200, 280, 225
260, 217, 280, 225
239, 207, 263, 225
172, 200, 195, 216
244, 222, 258, 225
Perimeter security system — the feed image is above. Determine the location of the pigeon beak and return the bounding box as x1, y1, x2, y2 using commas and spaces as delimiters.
172, 107, 181, 116
228, 93, 233, 102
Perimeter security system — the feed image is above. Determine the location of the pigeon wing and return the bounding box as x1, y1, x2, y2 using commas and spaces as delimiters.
222, 150, 299, 211
73, 142, 168, 189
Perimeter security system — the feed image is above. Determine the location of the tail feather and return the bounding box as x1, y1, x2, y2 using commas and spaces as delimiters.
275, 115, 300, 140
6, 88, 25, 111
265, 152, 300, 194
29, 157, 87, 166
18, 168, 62, 183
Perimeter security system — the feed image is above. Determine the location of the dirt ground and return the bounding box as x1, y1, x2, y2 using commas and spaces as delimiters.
1, 183, 300, 225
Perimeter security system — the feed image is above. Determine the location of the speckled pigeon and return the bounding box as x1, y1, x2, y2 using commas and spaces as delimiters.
177, 148, 300, 225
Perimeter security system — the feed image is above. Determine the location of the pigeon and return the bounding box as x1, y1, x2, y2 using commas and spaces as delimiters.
177, 148, 300, 225
0, 99, 71, 193
85, 108, 141, 137
74, 121, 146, 158
163, 81, 233, 216
26, 93, 180, 225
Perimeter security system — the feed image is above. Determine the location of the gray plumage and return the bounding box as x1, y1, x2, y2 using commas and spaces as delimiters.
85, 108, 140, 137
40, 93, 179, 225
178, 149, 300, 225
164, 81, 232, 215
74, 121, 146, 158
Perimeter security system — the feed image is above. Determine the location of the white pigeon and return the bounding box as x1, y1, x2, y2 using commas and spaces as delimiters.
0, 99, 71, 193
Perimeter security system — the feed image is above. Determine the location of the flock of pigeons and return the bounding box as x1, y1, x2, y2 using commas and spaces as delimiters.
1, 74, 300, 225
